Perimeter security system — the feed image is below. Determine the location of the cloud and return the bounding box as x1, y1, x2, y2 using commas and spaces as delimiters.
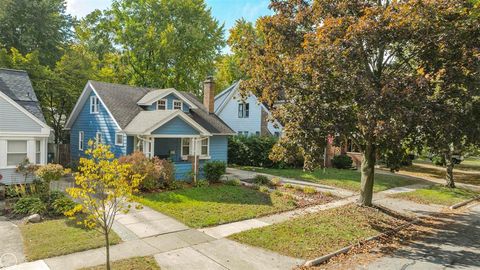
66, 0, 112, 18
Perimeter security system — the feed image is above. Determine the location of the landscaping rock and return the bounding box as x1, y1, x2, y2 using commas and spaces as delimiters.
27, 214, 41, 223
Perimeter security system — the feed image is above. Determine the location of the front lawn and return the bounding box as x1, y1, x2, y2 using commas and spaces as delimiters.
81, 256, 159, 270
135, 185, 300, 228
20, 219, 121, 261
229, 205, 405, 259
400, 163, 480, 186
237, 166, 420, 192
390, 185, 480, 206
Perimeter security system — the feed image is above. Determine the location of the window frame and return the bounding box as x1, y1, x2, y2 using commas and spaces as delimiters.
35, 140, 41, 164
79, 131, 84, 150
200, 138, 209, 157
173, 100, 183, 110
6, 140, 28, 167
244, 103, 250, 118
90, 96, 99, 114
181, 138, 191, 159
238, 103, 244, 118
95, 132, 103, 145
115, 133, 124, 146
156, 99, 167, 110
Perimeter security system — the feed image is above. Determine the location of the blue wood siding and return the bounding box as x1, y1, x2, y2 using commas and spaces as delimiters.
209, 136, 228, 162
70, 89, 126, 162
145, 93, 190, 112
152, 117, 199, 135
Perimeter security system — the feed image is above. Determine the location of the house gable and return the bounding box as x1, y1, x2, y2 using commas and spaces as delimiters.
151, 116, 201, 135
145, 93, 190, 112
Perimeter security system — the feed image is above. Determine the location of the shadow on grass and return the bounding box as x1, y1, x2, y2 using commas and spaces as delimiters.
138, 185, 275, 206
402, 164, 480, 186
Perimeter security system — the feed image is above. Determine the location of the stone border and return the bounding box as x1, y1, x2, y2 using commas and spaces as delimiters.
449, 196, 480, 210
303, 218, 420, 267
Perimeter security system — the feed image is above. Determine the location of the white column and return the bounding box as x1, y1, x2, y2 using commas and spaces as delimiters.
27, 140, 35, 164
0, 140, 6, 168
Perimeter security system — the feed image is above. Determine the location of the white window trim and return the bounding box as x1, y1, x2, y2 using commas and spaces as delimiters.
173, 100, 183, 110
79, 131, 84, 150
90, 96, 99, 114
35, 140, 41, 164
200, 137, 209, 158
181, 138, 191, 160
115, 133, 124, 146
156, 99, 167, 110
6, 140, 28, 167
95, 132, 103, 144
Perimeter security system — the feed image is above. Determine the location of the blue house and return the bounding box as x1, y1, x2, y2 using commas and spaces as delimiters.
65, 78, 235, 180
214, 81, 283, 137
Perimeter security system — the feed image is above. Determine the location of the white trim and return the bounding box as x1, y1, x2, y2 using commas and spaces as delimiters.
0, 91, 51, 132
90, 96, 99, 114
65, 82, 122, 130
173, 100, 183, 110
149, 134, 203, 138
95, 132, 103, 144
156, 99, 167, 110
143, 110, 212, 136
0, 132, 50, 137
200, 137, 209, 157
180, 137, 191, 160
78, 131, 84, 150
215, 82, 240, 114
137, 88, 198, 109
115, 133, 124, 146
259, 103, 284, 129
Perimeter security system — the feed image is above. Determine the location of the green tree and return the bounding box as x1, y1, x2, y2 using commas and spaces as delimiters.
0, 0, 73, 66
413, 0, 480, 187
231, 0, 454, 206
214, 54, 244, 93
95, 0, 225, 92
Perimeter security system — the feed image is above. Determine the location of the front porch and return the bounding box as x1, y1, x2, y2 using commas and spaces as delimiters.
134, 136, 210, 180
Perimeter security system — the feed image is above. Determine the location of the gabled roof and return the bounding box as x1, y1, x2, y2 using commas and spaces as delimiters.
65, 81, 235, 135
137, 88, 198, 109
0, 68, 46, 123
214, 81, 239, 113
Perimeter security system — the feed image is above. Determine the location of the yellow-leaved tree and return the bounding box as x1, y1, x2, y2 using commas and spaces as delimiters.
66, 141, 144, 270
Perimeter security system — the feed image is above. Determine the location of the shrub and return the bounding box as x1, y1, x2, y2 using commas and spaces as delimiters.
270, 177, 281, 186
51, 197, 77, 216
294, 185, 303, 192
13, 196, 46, 215
431, 155, 446, 166
168, 181, 185, 190
259, 185, 270, 193
203, 161, 226, 183
253, 175, 270, 185
331, 154, 353, 169
195, 179, 210, 188
303, 186, 317, 194
119, 151, 175, 191
225, 179, 241, 186
284, 183, 294, 189
251, 184, 260, 190
35, 164, 66, 182
273, 190, 283, 197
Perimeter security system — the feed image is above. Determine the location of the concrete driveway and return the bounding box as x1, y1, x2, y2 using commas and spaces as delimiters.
362, 204, 480, 270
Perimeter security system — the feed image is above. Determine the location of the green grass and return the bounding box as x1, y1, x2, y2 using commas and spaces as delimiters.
237, 166, 420, 192
20, 219, 121, 261
81, 256, 160, 270
135, 185, 298, 228
229, 205, 404, 259
390, 185, 480, 206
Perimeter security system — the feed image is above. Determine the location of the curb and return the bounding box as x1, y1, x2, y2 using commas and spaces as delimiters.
449, 196, 480, 210
303, 218, 420, 267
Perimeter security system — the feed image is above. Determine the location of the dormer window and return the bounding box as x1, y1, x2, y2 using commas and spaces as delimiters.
90, 96, 99, 114
157, 99, 167, 110
173, 100, 182, 110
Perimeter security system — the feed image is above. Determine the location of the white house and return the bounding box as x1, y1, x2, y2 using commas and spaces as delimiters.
0, 69, 51, 185
214, 81, 282, 136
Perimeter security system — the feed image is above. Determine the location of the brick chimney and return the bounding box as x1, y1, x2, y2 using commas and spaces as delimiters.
203, 76, 215, 113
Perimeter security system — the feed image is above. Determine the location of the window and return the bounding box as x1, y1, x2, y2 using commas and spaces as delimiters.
36, 141, 41, 164
238, 103, 249, 118
274, 132, 280, 137
157, 99, 166, 110
115, 133, 124, 146
255, 131, 260, 136
181, 138, 190, 157
79, 131, 84, 150
173, 100, 182, 110
95, 132, 103, 144
201, 138, 209, 156
7, 140, 27, 166
90, 96, 99, 114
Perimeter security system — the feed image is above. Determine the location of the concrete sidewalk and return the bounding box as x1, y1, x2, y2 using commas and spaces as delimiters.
0, 217, 25, 268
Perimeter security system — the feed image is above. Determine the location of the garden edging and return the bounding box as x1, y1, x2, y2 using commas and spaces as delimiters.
449, 196, 480, 210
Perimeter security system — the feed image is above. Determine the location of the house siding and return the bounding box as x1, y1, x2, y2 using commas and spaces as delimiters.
126, 136, 135, 154
151, 117, 200, 135
70, 89, 126, 162
209, 136, 228, 162
0, 95, 43, 132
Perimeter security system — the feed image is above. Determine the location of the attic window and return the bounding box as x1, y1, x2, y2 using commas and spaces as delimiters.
157, 99, 166, 110
90, 96, 99, 114
173, 100, 182, 110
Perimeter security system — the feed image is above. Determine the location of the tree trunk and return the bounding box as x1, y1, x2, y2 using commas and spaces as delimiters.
359, 142, 376, 206
105, 228, 111, 270
445, 153, 455, 188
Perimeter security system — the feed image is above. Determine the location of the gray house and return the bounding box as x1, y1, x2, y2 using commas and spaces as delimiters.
0, 68, 51, 185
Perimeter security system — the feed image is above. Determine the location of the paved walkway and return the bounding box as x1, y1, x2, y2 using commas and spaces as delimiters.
0, 217, 25, 268
361, 203, 480, 270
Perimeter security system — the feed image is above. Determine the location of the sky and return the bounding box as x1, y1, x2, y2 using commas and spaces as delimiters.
65, 0, 273, 52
